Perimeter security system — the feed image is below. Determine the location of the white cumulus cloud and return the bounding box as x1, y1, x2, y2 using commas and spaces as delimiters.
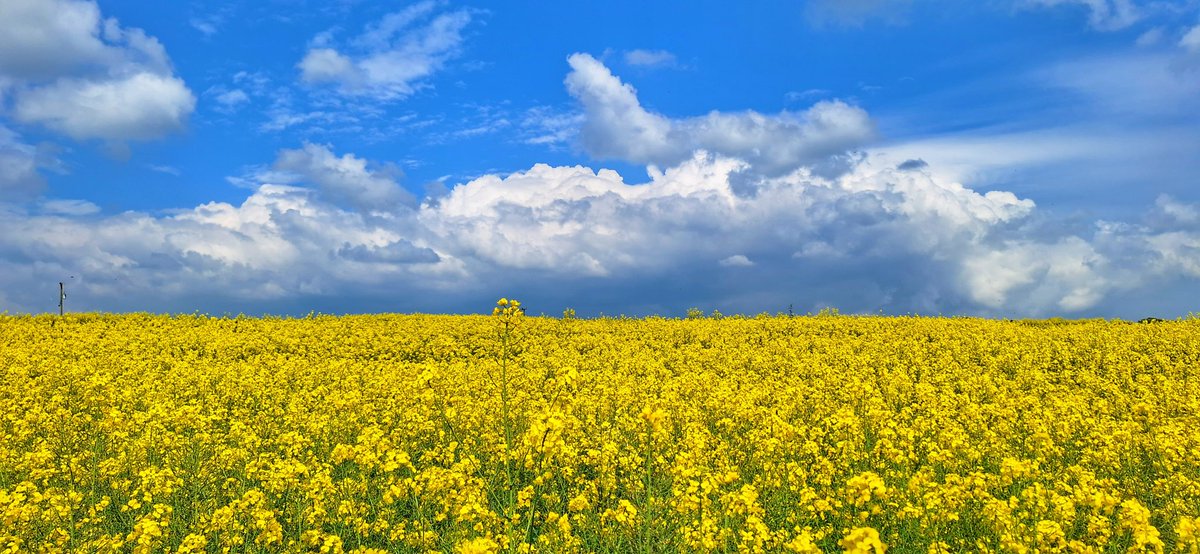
2, 53, 1198, 318
564, 53, 875, 175
14, 73, 194, 141
0, 144, 1197, 317
0, 0, 117, 79
0, 182, 455, 313
0, 0, 195, 143
960, 237, 1109, 312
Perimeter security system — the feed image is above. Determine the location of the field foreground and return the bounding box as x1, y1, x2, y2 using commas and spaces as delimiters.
1, 310, 1199, 553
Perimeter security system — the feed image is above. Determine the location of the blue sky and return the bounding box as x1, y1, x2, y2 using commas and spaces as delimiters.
1, 0, 1199, 317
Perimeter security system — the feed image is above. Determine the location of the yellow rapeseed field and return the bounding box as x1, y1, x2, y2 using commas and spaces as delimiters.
2, 301, 1199, 553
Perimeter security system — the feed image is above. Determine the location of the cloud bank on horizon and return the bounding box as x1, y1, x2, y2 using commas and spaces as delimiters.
1, 0, 1198, 317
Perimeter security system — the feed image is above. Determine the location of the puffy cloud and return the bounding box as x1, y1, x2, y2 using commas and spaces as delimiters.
564, 53, 874, 175
418, 157, 1193, 316
0, 145, 1196, 317
415, 149, 1040, 308
14, 72, 193, 141
960, 237, 1108, 312
1134, 196, 1200, 279
0, 182, 455, 313
830, 155, 1034, 229
0, 0, 114, 79
1155, 194, 1199, 226
420, 155, 745, 277
564, 55, 672, 161
1144, 231, 1200, 278
272, 143, 414, 211
0, 0, 194, 143
298, 2, 473, 100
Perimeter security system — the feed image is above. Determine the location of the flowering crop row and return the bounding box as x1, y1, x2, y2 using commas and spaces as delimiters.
1, 308, 1198, 553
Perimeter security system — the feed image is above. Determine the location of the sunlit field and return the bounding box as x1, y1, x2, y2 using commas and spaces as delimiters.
2, 303, 1199, 553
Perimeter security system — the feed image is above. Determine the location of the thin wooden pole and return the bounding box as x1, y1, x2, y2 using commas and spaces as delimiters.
59, 282, 65, 316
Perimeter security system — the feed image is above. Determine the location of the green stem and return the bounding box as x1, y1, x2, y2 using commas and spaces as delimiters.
643, 425, 652, 554
500, 321, 516, 550
523, 427, 553, 546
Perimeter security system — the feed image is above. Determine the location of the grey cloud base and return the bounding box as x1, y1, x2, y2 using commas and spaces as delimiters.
3, 148, 1197, 318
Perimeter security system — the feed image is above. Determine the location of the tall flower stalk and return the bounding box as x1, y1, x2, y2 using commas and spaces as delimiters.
492, 297, 523, 549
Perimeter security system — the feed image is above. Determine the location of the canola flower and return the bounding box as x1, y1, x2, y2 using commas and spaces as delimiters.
1, 306, 1199, 552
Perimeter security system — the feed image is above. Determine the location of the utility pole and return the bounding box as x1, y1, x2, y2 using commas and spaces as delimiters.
59, 282, 66, 316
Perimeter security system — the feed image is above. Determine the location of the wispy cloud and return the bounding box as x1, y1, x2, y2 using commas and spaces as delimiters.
520, 107, 583, 146
189, 17, 219, 37
297, 1, 476, 100
785, 89, 832, 103
427, 103, 513, 143
623, 49, 679, 68
188, 3, 235, 37
1023, 0, 1141, 31
203, 86, 250, 114
39, 198, 99, 215
0, 125, 47, 199
1182, 23, 1200, 54
718, 254, 754, 267
214, 89, 249, 110
147, 164, 181, 176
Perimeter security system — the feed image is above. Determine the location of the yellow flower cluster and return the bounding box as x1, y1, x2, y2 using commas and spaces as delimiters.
1, 310, 1198, 552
